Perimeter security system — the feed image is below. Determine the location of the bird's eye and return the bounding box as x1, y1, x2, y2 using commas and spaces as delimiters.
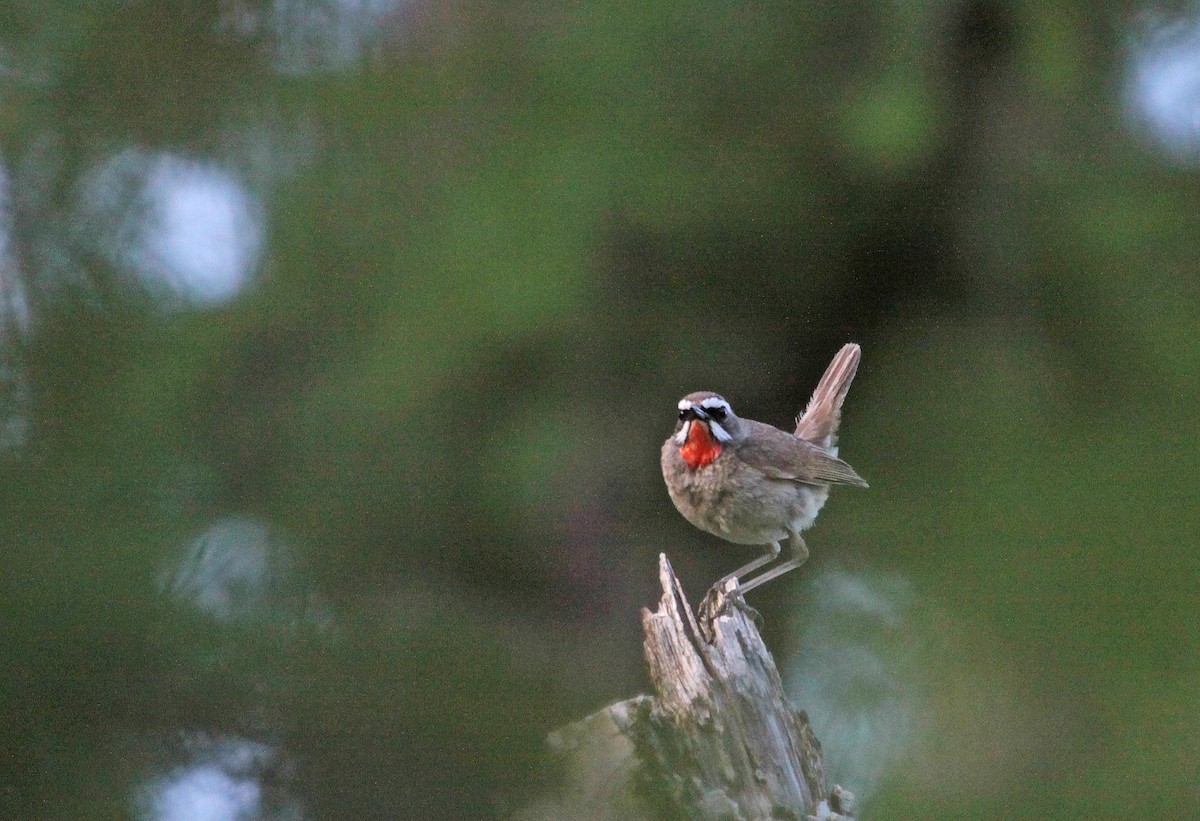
677, 409, 689, 421
707, 405, 727, 420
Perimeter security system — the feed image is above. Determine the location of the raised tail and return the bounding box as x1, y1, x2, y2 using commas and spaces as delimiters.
794, 343, 861, 450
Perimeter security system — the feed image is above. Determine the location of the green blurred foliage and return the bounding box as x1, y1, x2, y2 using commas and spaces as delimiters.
1, 0, 1198, 817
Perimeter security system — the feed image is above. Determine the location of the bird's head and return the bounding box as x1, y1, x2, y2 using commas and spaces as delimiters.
671, 392, 740, 469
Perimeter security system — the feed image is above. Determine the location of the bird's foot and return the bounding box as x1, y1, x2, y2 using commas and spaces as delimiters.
728, 592, 763, 626
697, 582, 730, 624
697, 581, 762, 639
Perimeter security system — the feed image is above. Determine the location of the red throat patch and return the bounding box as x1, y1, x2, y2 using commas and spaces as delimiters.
680, 421, 722, 470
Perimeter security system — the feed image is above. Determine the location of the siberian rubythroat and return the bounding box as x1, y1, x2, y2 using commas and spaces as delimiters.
661, 344, 868, 606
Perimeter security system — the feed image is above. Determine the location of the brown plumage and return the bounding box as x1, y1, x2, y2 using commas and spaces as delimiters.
661, 344, 867, 605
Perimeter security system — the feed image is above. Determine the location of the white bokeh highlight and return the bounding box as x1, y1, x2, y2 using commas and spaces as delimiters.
0, 162, 32, 334
136, 735, 301, 821
76, 148, 263, 308
139, 156, 262, 304
0, 161, 30, 450
160, 514, 332, 629
1127, 12, 1200, 162
148, 765, 262, 821
223, 0, 409, 74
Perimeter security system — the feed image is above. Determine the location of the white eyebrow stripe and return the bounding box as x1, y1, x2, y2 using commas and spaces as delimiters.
700, 396, 730, 410
678, 398, 693, 410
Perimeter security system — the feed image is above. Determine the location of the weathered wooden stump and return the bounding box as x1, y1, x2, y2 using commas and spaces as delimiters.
519, 554, 855, 820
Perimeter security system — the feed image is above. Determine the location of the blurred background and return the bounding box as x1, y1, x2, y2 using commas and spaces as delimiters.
1, 0, 1198, 817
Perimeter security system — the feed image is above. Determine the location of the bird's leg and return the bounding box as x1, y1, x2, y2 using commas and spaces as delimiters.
714, 540, 782, 592
699, 541, 781, 624
736, 532, 808, 595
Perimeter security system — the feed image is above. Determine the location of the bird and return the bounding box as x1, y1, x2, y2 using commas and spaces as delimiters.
660, 343, 868, 613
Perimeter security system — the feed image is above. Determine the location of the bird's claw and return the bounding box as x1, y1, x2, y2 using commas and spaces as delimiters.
696, 586, 723, 626
697, 582, 762, 639
731, 594, 763, 625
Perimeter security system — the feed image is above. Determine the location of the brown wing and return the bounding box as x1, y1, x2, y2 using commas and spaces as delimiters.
736, 420, 868, 487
